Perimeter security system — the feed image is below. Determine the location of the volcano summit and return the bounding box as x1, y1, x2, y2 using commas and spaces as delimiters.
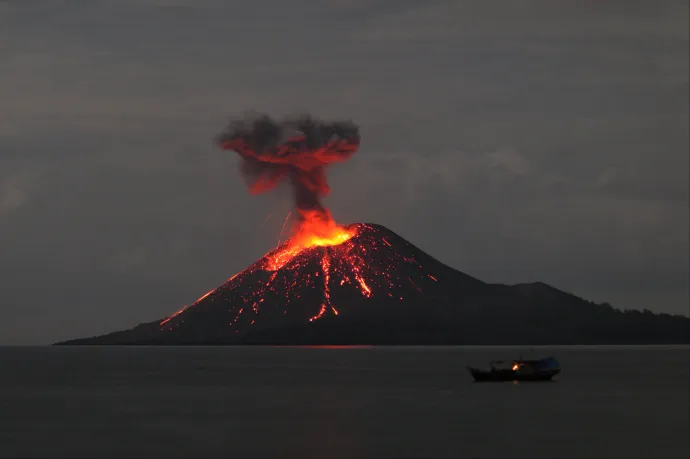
59, 223, 688, 345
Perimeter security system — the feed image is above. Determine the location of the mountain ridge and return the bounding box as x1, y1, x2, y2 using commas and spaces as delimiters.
56, 223, 689, 345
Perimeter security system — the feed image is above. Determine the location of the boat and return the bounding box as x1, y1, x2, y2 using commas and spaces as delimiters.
467, 356, 561, 382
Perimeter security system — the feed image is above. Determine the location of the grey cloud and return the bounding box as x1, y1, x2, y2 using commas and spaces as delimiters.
0, 1, 687, 344
0, 170, 39, 216
352, 1, 689, 42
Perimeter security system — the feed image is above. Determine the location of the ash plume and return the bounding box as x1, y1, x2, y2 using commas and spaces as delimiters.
215, 113, 360, 223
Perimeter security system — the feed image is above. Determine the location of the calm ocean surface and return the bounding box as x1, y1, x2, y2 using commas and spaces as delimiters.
0, 345, 688, 458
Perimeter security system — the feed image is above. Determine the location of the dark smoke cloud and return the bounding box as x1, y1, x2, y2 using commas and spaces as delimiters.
215, 113, 360, 220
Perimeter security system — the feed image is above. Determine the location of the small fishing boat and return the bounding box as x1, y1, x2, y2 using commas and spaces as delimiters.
467, 356, 561, 382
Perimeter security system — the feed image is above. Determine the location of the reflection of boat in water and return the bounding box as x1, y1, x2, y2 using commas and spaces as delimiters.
467, 356, 561, 382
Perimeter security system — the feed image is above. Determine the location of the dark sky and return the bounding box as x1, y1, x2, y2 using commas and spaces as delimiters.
1, 0, 688, 345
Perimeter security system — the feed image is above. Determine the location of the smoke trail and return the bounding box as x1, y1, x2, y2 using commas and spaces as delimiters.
216, 113, 360, 225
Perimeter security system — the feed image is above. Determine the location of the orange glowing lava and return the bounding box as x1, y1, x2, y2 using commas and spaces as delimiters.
158, 220, 444, 332
264, 209, 355, 271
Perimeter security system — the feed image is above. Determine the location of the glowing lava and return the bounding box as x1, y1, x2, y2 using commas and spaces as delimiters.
264, 209, 355, 271
158, 221, 445, 331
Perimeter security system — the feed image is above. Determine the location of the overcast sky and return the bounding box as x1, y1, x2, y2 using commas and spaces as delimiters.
1, 0, 688, 345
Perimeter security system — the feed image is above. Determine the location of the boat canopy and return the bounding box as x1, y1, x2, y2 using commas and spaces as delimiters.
531, 356, 560, 370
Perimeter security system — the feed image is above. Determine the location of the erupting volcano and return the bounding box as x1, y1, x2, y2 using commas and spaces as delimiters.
57, 114, 690, 346
155, 113, 465, 337
157, 222, 476, 337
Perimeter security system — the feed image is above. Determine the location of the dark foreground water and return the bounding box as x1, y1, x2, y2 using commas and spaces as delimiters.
0, 346, 688, 458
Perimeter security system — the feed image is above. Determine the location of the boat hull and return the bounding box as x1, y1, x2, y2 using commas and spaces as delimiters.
467, 367, 560, 382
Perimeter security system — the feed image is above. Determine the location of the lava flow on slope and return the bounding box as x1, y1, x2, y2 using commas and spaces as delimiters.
157, 221, 472, 341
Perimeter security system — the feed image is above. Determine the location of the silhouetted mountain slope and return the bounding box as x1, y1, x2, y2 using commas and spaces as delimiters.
57, 224, 689, 345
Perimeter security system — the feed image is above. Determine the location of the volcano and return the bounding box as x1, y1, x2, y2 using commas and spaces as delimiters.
58, 223, 689, 345
57, 113, 689, 345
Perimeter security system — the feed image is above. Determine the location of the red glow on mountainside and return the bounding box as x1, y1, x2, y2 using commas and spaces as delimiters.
158, 223, 443, 330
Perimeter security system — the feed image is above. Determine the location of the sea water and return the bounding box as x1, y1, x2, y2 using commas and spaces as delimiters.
0, 345, 687, 458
